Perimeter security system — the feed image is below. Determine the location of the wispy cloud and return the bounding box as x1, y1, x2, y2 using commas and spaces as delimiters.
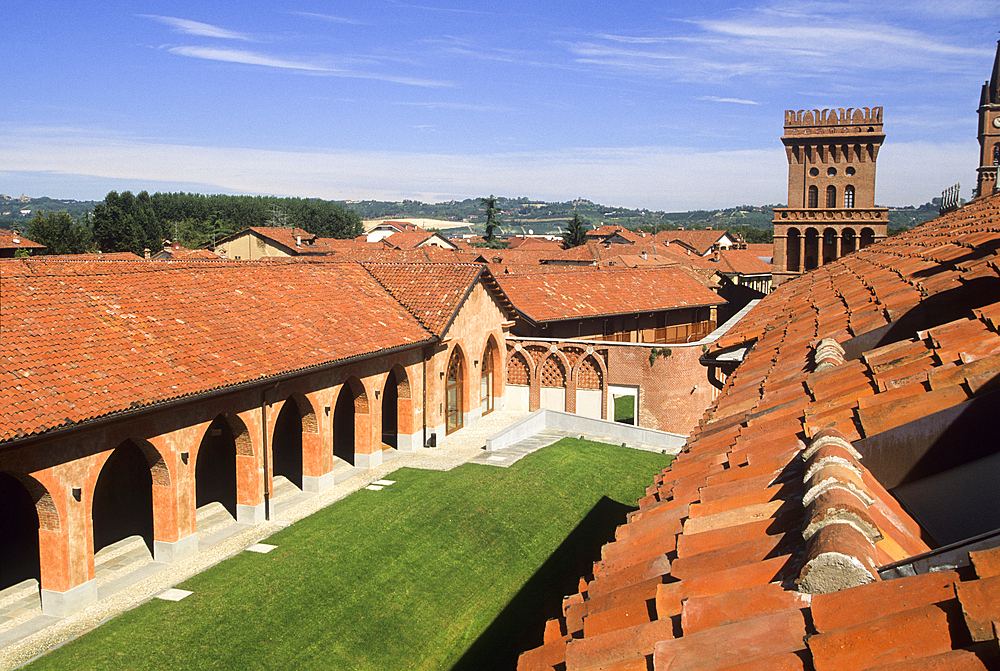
392, 101, 505, 112
563, 2, 993, 86
289, 11, 367, 26
167, 46, 454, 87
141, 15, 253, 41
169, 46, 327, 71
698, 96, 760, 105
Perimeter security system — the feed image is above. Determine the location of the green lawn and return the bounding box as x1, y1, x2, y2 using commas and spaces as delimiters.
27, 439, 673, 671
614, 395, 636, 424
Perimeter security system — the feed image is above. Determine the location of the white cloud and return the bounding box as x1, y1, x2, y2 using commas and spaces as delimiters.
141, 15, 253, 41
168, 46, 329, 72
166, 46, 454, 87
698, 96, 760, 105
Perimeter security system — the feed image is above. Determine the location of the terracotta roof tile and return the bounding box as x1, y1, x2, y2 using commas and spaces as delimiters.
0, 258, 440, 441
495, 266, 724, 324
517, 193, 1000, 671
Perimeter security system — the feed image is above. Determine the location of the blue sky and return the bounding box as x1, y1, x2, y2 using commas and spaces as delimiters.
3, 1, 999, 210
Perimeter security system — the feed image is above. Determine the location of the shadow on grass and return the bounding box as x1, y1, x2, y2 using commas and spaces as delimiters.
451, 496, 635, 671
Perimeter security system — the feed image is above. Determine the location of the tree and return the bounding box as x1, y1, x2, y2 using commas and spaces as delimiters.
480, 194, 500, 243
561, 211, 589, 249
27, 210, 94, 255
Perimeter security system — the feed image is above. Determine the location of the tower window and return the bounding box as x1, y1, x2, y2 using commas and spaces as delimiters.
844, 185, 855, 208
993, 144, 999, 166
808, 185, 819, 208
826, 185, 837, 208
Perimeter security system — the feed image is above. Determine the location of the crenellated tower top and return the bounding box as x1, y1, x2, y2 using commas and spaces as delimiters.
784, 107, 883, 135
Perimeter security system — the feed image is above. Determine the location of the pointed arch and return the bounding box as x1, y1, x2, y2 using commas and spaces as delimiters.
480, 335, 501, 416
538, 352, 569, 412
0, 472, 48, 589
446, 346, 466, 435
334, 378, 368, 465
273, 394, 315, 491
506, 349, 532, 386
195, 415, 240, 521
92, 440, 155, 554
381, 368, 401, 449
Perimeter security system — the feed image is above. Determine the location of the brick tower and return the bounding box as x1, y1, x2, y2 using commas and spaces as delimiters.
771, 107, 889, 287
977, 41, 1000, 199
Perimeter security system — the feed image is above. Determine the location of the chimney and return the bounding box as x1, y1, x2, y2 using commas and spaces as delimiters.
714, 249, 720, 263
297, 235, 302, 247
641, 251, 647, 260
144, 248, 151, 259
12, 230, 19, 244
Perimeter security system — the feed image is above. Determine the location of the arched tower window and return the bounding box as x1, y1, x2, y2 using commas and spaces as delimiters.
826, 185, 837, 208
844, 185, 855, 208
807, 185, 819, 209
993, 144, 999, 166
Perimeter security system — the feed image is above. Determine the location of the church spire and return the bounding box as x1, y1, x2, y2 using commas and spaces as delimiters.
989, 40, 1000, 106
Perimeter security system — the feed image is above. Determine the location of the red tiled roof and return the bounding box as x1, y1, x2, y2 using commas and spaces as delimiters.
0, 229, 45, 250
657, 229, 735, 256
711, 248, 773, 275
362, 262, 486, 335
0, 259, 437, 442
517, 192, 1000, 670
383, 230, 456, 250
495, 266, 725, 324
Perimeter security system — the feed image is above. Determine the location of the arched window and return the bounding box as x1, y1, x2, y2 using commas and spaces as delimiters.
844, 185, 855, 208
446, 350, 464, 434
808, 185, 819, 209
826, 185, 837, 208
994, 144, 999, 166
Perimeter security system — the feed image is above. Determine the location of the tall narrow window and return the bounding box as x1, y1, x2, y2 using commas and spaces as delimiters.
826, 185, 837, 208
993, 144, 999, 166
808, 185, 819, 209
844, 185, 855, 208
446, 351, 463, 434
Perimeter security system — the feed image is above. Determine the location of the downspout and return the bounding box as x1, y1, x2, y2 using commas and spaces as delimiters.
422, 346, 429, 449
262, 383, 279, 521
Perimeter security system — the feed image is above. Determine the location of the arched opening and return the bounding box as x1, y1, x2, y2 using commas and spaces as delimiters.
333, 384, 368, 466
272, 398, 304, 491
382, 369, 400, 449
196, 416, 238, 523
994, 144, 999, 166
844, 185, 856, 208
576, 356, 604, 419
0, 472, 41, 590
446, 348, 464, 435
786, 228, 801, 272
807, 185, 819, 209
506, 350, 531, 411
822, 228, 838, 265
804, 228, 820, 270
93, 440, 154, 555
539, 355, 567, 411
841, 228, 857, 256
826, 185, 837, 208
860, 227, 876, 249
481, 341, 498, 416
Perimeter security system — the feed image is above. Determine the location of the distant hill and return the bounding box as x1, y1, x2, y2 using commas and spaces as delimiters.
1, 192, 944, 237
0, 196, 98, 229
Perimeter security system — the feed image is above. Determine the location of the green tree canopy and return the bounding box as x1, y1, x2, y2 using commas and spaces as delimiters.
27, 210, 94, 255
561, 211, 589, 249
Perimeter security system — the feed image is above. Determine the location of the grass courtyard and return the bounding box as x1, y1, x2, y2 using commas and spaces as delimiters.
25, 438, 673, 670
